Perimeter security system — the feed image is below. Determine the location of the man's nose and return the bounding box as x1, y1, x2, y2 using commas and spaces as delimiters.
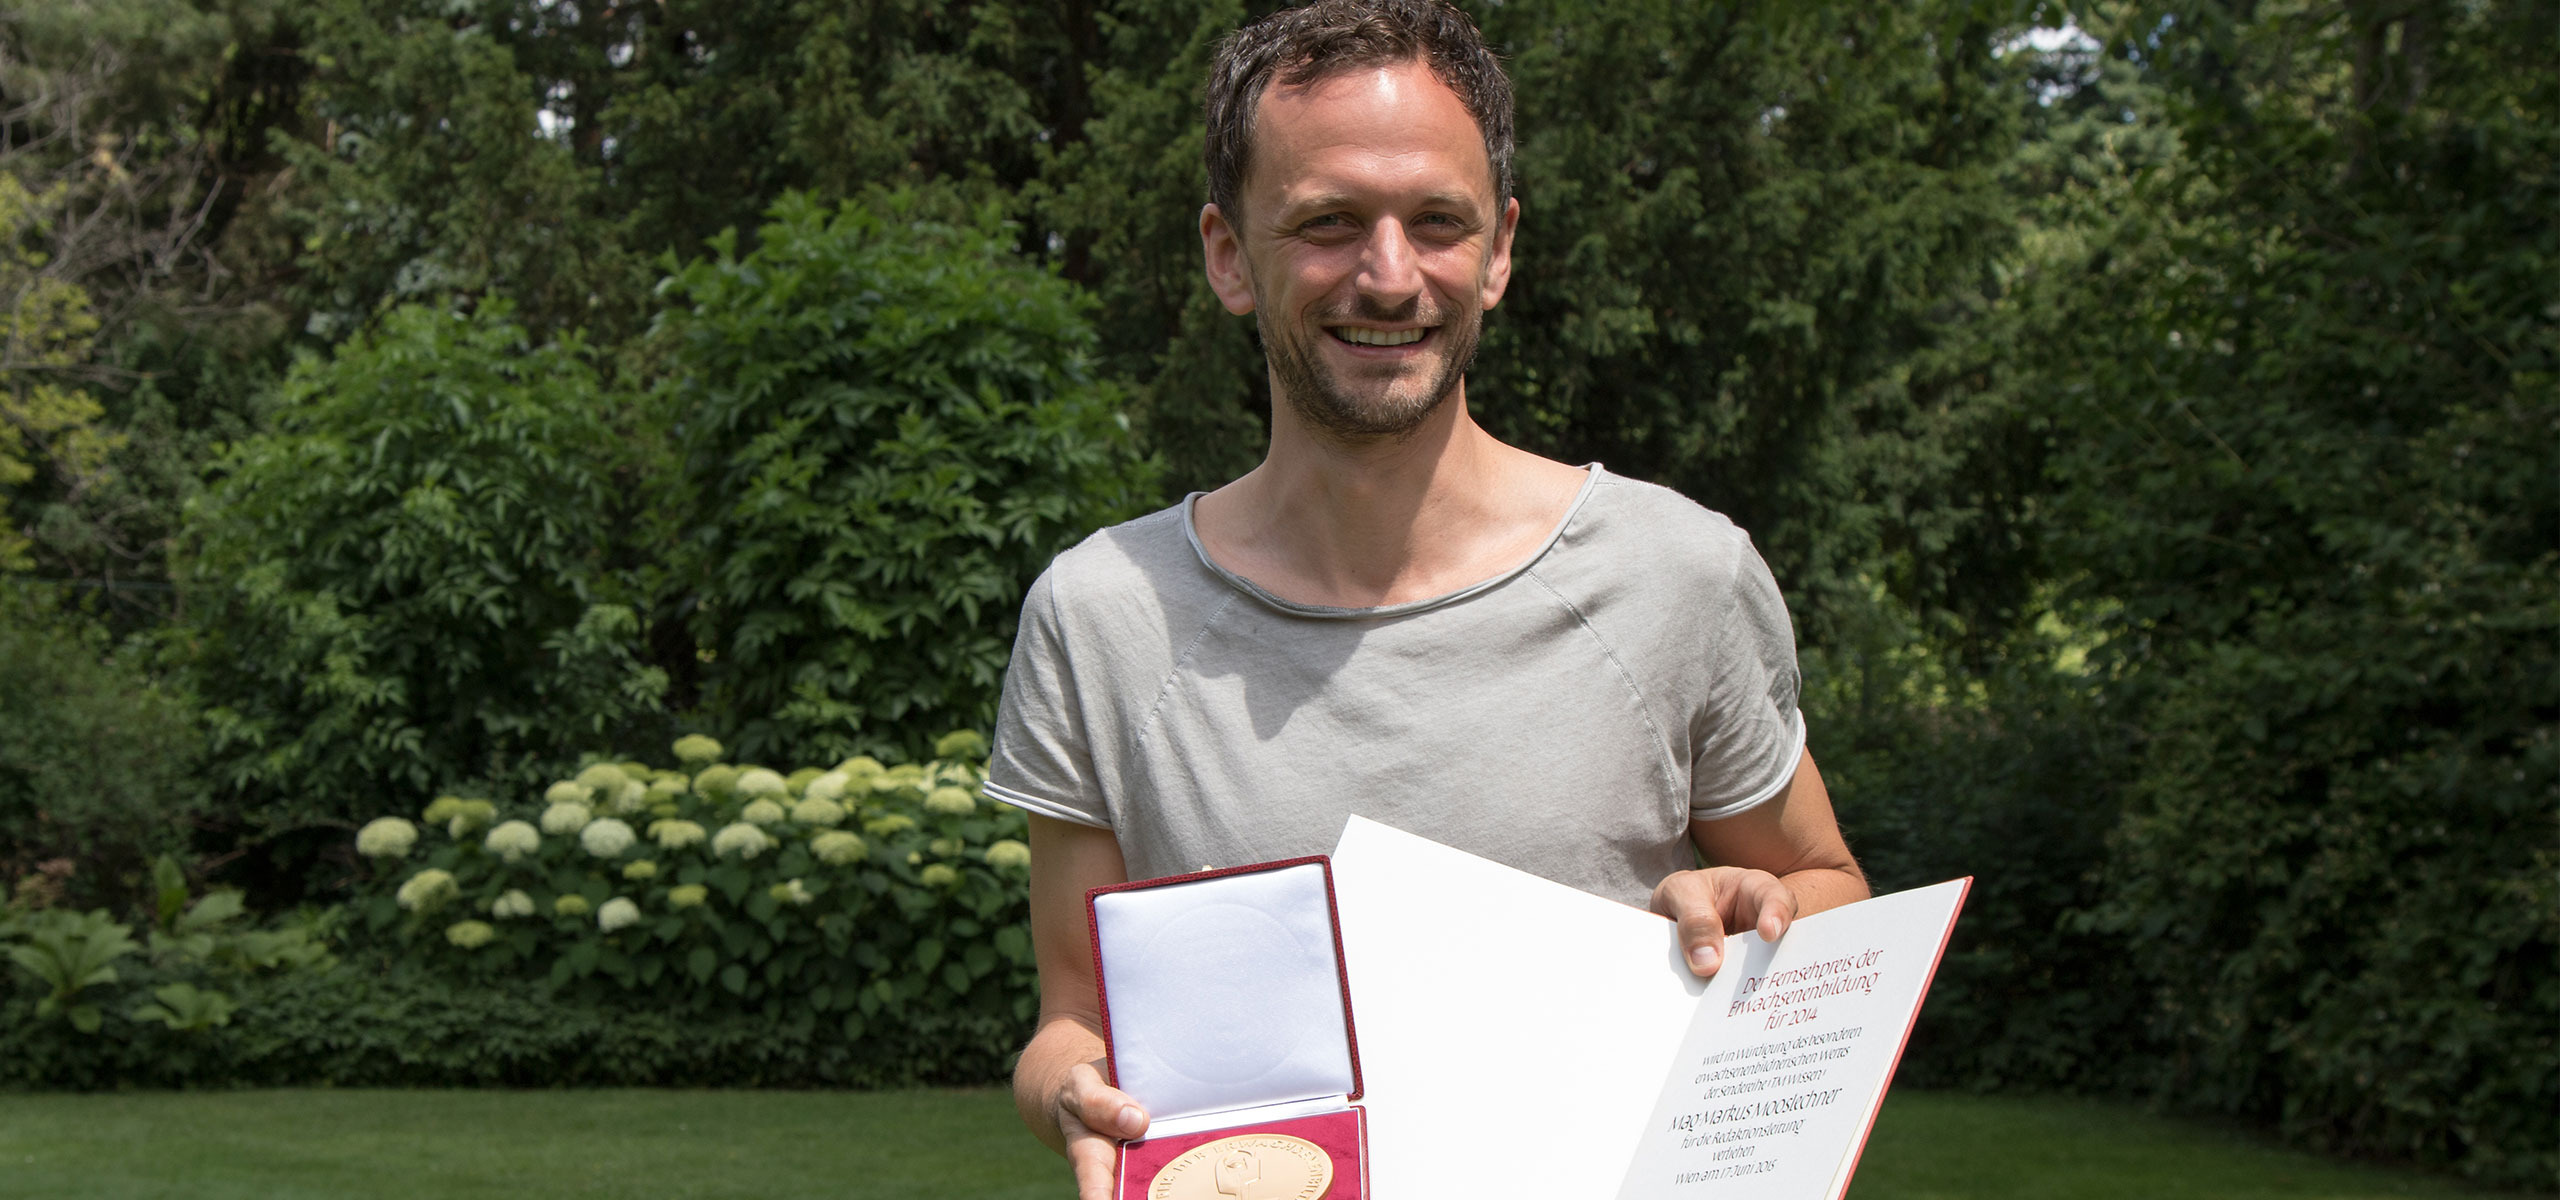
1355, 219, 1424, 309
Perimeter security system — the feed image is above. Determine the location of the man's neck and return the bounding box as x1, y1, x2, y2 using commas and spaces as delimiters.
1193, 381, 1589, 609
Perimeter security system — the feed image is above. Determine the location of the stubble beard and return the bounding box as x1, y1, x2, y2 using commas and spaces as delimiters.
1259, 296, 1484, 444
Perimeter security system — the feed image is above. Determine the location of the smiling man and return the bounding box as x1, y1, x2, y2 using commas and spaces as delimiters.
981, 2, 1866, 1195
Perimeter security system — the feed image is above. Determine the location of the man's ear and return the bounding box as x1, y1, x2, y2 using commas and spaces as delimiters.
1200, 203, 1257, 316
1480, 196, 1520, 310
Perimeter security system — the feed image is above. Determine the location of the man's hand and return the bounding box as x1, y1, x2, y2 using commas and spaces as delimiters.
1051, 1057, 1149, 1199
1662, 750, 1868, 977
1650, 865, 1797, 977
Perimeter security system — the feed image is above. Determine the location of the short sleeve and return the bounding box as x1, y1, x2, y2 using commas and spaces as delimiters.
1687, 539, 1807, 820
983, 569, 1112, 828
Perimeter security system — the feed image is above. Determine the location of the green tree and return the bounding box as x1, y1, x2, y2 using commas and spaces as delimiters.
2033, 1, 2557, 1184
180, 304, 666, 880
278, 0, 641, 343
0, 176, 116, 575
659, 189, 1155, 765
0, 0, 305, 623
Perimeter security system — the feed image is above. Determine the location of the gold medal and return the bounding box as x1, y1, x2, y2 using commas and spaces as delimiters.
1146, 1133, 1335, 1200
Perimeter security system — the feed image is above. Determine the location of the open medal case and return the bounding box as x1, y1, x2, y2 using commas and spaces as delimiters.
1089, 856, 1369, 1200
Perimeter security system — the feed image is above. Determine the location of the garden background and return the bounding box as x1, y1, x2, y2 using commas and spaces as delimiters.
0, 0, 2550, 1191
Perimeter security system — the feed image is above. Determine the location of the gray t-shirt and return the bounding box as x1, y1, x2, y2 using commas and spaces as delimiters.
983, 466, 1806, 910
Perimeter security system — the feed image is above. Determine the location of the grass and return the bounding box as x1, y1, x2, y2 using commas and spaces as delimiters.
1853, 1091, 2542, 1200
0, 1087, 2536, 1199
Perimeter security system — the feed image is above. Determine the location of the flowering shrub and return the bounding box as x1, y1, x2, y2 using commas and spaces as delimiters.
354, 732, 1032, 1049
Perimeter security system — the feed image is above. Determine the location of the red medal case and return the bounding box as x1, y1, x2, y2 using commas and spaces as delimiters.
1088, 856, 1369, 1200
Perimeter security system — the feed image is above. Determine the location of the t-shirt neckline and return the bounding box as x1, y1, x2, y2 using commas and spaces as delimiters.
1178, 463, 1606, 620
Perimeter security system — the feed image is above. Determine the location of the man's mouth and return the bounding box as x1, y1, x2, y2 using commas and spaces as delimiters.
1330, 326, 1428, 347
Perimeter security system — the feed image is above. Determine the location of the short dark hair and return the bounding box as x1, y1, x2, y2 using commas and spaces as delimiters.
1204, 0, 1515, 221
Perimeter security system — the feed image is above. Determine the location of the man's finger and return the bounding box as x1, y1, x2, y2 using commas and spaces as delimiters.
1063, 1062, 1148, 1139
1718, 867, 1795, 943
1067, 1133, 1118, 1200
1650, 870, 1728, 976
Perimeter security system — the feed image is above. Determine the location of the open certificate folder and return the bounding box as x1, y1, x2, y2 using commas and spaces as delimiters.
1328, 817, 1968, 1199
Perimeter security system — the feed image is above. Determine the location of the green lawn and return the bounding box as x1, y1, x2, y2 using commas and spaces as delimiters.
0, 1088, 2532, 1199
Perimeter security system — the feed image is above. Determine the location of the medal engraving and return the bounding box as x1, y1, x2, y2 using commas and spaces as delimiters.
1147, 1133, 1334, 1200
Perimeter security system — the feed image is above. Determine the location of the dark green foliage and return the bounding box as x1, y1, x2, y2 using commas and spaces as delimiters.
1472, 0, 2035, 644
0, 589, 203, 911
280, 0, 646, 342
1025, 0, 1269, 493
0, 0, 303, 619
2032, 3, 2559, 1186
0, 956, 1022, 1090
1810, 604, 2144, 1093
661, 190, 1155, 764
180, 305, 667, 848
0, 862, 333, 1086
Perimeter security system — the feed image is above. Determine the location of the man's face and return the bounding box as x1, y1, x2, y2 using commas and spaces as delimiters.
1202, 59, 1518, 442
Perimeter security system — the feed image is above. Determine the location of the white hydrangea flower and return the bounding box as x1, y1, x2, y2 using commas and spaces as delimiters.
740, 799, 786, 827
667, 884, 709, 909
834, 756, 886, 789
492, 889, 536, 918
544, 780, 594, 807
811, 831, 868, 866
769, 878, 815, 906
650, 819, 708, 851
596, 897, 641, 933
356, 817, 419, 859
539, 800, 594, 835
443, 799, 497, 838
789, 797, 847, 827
671, 733, 724, 766
802, 771, 851, 804
483, 820, 541, 863
600, 778, 649, 816
644, 777, 688, 805
446, 920, 495, 949
554, 894, 592, 918
580, 817, 637, 858
574, 763, 629, 792
865, 814, 917, 837
396, 868, 459, 912
984, 839, 1030, 870
923, 786, 977, 816
711, 822, 776, 860
734, 767, 789, 800
622, 859, 658, 881
919, 863, 961, 888
421, 796, 468, 825
692, 764, 741, 799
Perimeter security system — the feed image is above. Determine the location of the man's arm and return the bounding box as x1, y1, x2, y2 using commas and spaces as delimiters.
1651, 748, 1867, 976
1014, 813, 1150, 1200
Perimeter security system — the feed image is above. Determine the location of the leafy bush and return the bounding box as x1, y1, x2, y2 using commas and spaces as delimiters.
0, 587, 204, 911
0, 857, 333, 1088
1, 736, 1032, 1089
1809, 586, 2145, 1094
178, 303, 668, 863
347, 733, 1033, 1068
2028, 6, 2559, 1185
658, 188, 1156, 765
